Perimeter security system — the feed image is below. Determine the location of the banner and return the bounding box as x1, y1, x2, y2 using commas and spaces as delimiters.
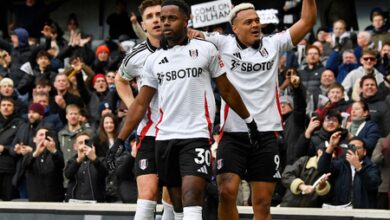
256, 9, 279, 25
191, 0, 232, 28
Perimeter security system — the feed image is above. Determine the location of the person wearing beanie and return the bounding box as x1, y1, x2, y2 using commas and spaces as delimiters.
12, 102, 47, 199
95, 45, 110, 58
98, 101, 113, 117
92, 45, 112, 73
28, 103, 45, 117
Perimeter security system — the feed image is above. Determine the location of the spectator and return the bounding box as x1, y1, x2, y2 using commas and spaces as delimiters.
62, 13, 81, 43
92, 113, 118, 158
295, 109, 349, 159
0, 28, 31, 84
315, 28, 332, 56
0, 49, 26, 85
359, 75, 388, 137
347, 101, 381, 156
22, 126, 64, 202
354, 31, 372, 64
364, 7, 389, 32
74, 58, 116, 127
299, 45, 325, 96
336, 50, 359, 84
32, 91, 63, 132
12, 102, 46, 198
328, 19, 354, 52
280, 147, 331, 207
0, 97, 23, 201
92, 112, 119, 202
376, 42, 390, 76
106, 0, 137, 40
33, 77, 52, 95
64, 132, 107, 202
318, 136, 381, 209
310, 69, 336, 112
371, 135, 390, 209
92, 44, 117, 74
366, 11, 390, 51
105, 71, 116, 92
49, 73, 84, 118
279, 73, 307, 166
58, 104, 93, 166
342, 48, 383, 99
315, 83, 350, 122
0, 77, 27, 114
312, 41, 329, 66
17, 50, 57, 96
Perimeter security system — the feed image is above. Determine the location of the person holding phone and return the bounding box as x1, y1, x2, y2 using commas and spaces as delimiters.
64, 132, 107, 202
22, 127, 64, 202
318, 135, 381, 208
295, 109, 349, 159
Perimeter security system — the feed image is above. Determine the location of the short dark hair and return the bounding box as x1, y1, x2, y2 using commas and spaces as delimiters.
161, 0, 190, 18
34, 77, 50, 88
359, 74, 377, 88
325, 108, 342, 123
328, 83, 345, 93
0, 97, 15, 107
36, 50, 51, 59
139, 0, 162, 16
349, 136, 366, 149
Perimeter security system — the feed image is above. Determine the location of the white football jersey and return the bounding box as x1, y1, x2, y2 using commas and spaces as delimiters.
141, 38, 225, 140
118, 39, 159, 137
205, 30, 294, 132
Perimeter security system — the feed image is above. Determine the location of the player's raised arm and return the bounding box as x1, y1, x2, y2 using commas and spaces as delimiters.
115, 73, 135, 108
289, 0, 317, 46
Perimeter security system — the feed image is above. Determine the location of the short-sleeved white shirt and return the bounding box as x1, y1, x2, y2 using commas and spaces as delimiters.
118, 39, 159, 137
204, 30, 294, 132
141, 38, 225, 140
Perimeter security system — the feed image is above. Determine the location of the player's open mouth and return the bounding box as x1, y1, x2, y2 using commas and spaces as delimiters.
163, 29, 172, 34
153, 25, 161, 30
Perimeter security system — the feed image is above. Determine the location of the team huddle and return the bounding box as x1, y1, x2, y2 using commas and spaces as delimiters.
107, 0, 317, 219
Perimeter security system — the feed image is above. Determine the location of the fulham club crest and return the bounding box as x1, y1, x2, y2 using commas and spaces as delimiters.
139, 159, 148, 170
189, 49, 199, 58
259, 48, 269, 58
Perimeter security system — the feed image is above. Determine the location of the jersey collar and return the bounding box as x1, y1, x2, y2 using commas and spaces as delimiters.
146, 38, 158, 52
235, 36, 262, 50
160, 37, 190, 50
